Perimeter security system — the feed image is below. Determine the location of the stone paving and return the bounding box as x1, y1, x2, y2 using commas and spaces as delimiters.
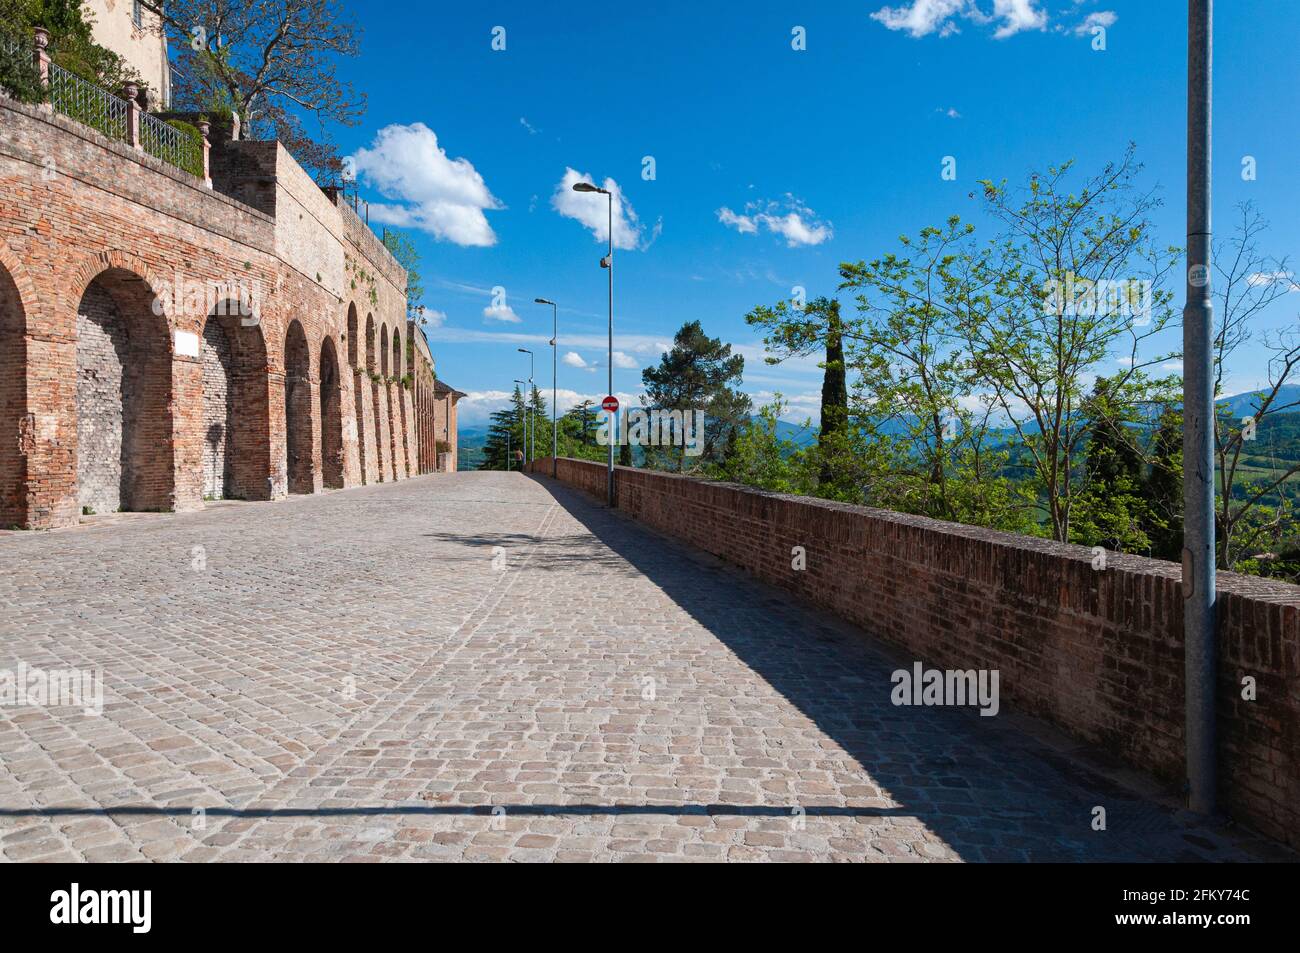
0, 472, 1287, 863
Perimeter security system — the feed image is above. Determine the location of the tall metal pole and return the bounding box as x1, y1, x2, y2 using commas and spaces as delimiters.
1183, 0, 1216, 816
519, 350, 534, 465
535, 299, 560, 477
606, 191, 615, 507
552, 302, 558, 477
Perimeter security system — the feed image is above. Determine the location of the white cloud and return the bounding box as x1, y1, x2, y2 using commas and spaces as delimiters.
717, 195, 833, 247
350, 123, 501, 247
991, 0, 1047, 38
937, 106, 962, 119
551, 168, 647, 250
482, 304, 520, 324
612, 351, 639, 369
871, 0, 967, 37
563, 351, 589, 368
519, 117, 538, 135
871, 0, 1047, 39
1073, 10, 1117, 36
717, 207, 758, 234
421, 309, 447, 328
458, 388, 642, 426
1248, 271, 1300, 291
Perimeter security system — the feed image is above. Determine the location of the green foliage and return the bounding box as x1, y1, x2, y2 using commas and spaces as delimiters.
382, 229, 423, 304
159, 119, 206, 178
5, 0, 142, 89
1144, 407, 1184, 560
641, 320, 751, 472
1070, 380, 1154, 553
715, 400, 815, 495
0, 20, 43, 103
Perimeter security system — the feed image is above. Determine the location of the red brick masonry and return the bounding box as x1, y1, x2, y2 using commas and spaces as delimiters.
533, 457, 1300, 849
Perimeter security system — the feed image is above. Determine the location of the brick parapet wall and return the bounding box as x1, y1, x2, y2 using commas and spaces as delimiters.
532, 457, 1300, 849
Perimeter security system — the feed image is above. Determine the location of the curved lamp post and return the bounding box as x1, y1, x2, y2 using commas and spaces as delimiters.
535, 298, 558, 477
571, 180, 614, 506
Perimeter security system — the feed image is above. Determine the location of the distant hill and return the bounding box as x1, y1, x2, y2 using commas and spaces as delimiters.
1217, 385, 1300, 419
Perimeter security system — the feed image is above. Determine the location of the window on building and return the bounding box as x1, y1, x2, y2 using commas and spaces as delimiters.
133, 0, 143, 29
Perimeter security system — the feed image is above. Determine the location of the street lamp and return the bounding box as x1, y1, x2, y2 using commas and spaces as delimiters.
1184, 0, 1216, 817
514, 378, 528, 472
535, 298, 559, 477
572, 180, 615, 506
517, 348, 534, 465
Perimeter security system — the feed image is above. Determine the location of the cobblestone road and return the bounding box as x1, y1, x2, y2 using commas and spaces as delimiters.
0, 473, 1285, 862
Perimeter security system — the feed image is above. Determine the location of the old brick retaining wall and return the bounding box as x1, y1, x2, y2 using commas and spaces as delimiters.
533, 457, 1300, 849
0, 95, 444, 528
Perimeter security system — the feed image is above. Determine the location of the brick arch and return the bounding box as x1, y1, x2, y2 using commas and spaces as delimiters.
0, 235, 47, 336
346, 302, 359, 368
202, 306, 271, 501
319, 335, 344, 489
0, 243, 32, 527
284, 319, 314, 494
74, 261, 175, 515
67, 249, 174, 333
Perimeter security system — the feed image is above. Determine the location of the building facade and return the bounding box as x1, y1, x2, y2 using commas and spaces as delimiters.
0, 20, 458, 530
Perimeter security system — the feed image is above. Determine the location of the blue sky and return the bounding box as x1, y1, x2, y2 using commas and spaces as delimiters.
333, 0, 1299, 426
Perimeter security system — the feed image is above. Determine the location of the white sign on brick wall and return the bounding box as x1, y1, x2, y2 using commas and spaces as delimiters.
174, 330, 200, 358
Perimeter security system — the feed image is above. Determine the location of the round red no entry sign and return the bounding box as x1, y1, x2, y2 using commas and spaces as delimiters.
601, 396, 619, 414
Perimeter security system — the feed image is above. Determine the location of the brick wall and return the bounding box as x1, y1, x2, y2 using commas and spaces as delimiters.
533, 457, 1300, 849
0, 94, 441, 527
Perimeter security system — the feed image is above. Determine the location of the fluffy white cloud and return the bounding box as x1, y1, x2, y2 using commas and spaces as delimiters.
483, 304, 520, 323
871, 0, 1047, 39
1073, 10, 1117, 36
349, 123, 502, 247
458, 388, 642, 426
551, 168, 646, 250
990, 0, 1047, 38
871, 0, 967, 37
717, 207, 758, 234
612, 351, 639, 369
717, 195, 833, 247
1248, 271, 1300, 291
563, 351, 589, 368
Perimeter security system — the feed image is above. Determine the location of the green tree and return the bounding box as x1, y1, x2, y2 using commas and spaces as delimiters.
958, 146, 1180, 542
482, 386, 526, 470
640, 320, 750, 472
1071, 379, 1152, 552
717, 399, 815, 494
1144, 406, 1184, 560
1209, 204, 1300, 569
745, 295, 847, 486
382, 228, 423, 306
157, 0, 365, 181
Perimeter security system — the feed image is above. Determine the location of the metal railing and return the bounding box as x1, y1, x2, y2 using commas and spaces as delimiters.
141, 109, 202, 177
47, 60, 129, 144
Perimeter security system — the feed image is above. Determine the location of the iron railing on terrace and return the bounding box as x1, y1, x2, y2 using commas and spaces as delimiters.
46, 60, 130, 144
3, 34, 205, 179
141, 109, 203, 177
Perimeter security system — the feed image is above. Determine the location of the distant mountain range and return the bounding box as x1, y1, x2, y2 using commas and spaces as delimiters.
1216, 384, 1300, 418
455, 386, 1300, 463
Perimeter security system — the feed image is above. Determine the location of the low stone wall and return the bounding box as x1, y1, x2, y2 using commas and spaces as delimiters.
532, 457, 1300, 849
